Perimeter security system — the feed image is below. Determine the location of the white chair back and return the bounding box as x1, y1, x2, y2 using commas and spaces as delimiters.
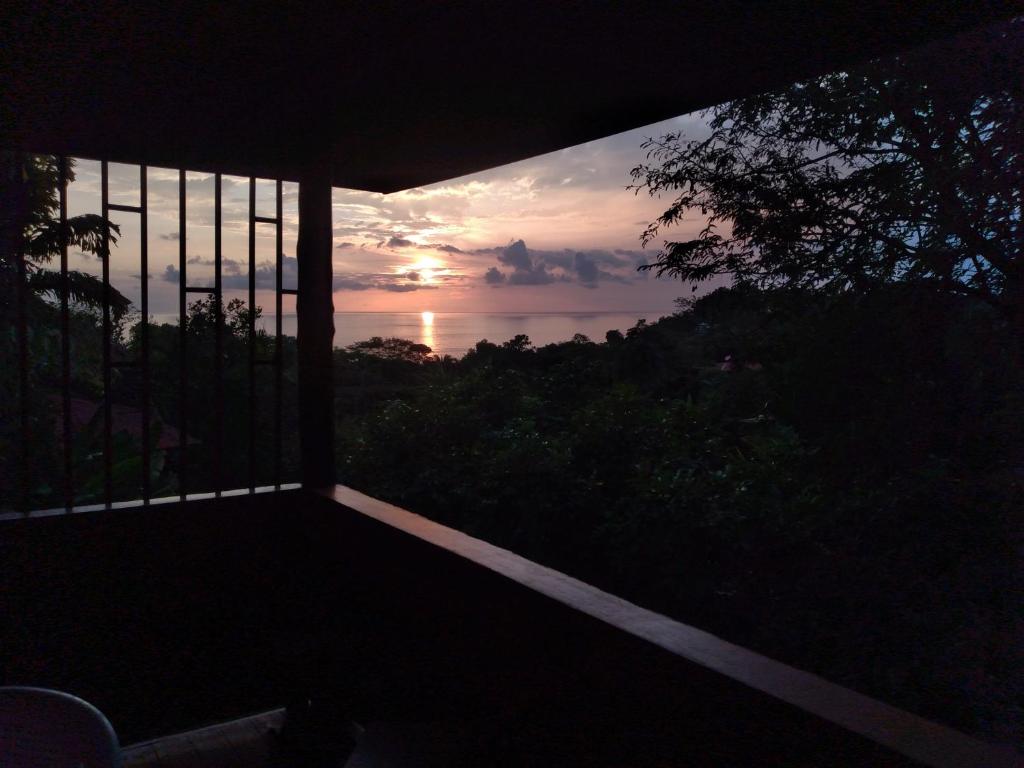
0, 687, 121, 768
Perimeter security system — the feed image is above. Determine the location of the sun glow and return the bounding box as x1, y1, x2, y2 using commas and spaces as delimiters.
405, 256, 446, 284
421, 310, 434, 325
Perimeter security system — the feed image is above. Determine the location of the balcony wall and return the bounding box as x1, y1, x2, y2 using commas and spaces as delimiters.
1, 488, 1015, 766
1, 491, 304, 741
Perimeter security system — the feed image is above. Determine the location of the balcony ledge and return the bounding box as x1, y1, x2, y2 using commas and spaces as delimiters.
316, 485, 1021, 768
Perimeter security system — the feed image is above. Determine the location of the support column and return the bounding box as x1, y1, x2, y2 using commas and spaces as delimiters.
296, 159, 335, 488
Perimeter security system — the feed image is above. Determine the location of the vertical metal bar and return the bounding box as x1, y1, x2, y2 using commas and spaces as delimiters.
248, 177, 256, 493
59, 156, 73, 510
178, 169, 187, 500
275, 179, 283, 488
101, 160, 113, 506
16, 222, 29, 514
214, 173, 223, 496
140, 165, 150, 503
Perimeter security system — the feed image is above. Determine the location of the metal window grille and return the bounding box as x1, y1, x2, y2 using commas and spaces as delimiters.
11, 157, 296, 514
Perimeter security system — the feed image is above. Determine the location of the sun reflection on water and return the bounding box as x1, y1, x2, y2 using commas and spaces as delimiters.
420, 311, 435, 352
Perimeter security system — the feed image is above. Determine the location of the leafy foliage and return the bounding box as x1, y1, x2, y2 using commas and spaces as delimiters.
335, 287, 1024, 743
1, 290, 299, 507
1, 152, 129, 316
2, 153, 129, 506
346, 336, 434, 362
631, 20, 1024, 319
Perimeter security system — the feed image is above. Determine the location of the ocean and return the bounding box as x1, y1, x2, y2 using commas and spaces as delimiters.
155, 311, 670, 358
313, 312, 667, 357
341, 312, 676, 357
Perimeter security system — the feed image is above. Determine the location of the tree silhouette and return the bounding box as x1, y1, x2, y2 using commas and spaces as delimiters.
346, 336, 433, 362
631, 19, 1023, 326
1, 152, 130, 315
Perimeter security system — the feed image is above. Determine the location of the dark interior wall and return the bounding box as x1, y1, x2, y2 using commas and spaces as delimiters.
2, 490, 914, 764
0, 492, 304, 742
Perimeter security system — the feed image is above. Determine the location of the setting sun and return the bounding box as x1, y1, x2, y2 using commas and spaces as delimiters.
421, 311, 434, 325
407, 256, 445, 284
410, 257, 443, 271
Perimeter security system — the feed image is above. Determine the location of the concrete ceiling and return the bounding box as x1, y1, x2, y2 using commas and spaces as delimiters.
3, 1, 1022, 192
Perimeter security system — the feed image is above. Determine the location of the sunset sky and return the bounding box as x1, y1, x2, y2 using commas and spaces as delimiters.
64, 110, 715, 317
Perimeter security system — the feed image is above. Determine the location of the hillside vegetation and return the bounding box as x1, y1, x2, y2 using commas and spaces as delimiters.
335, 285, 1024, 743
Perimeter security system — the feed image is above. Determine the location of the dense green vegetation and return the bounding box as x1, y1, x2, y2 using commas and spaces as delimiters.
1, 154, 301, 506
335, 286, 1023, 742
0, 292, 299, 507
